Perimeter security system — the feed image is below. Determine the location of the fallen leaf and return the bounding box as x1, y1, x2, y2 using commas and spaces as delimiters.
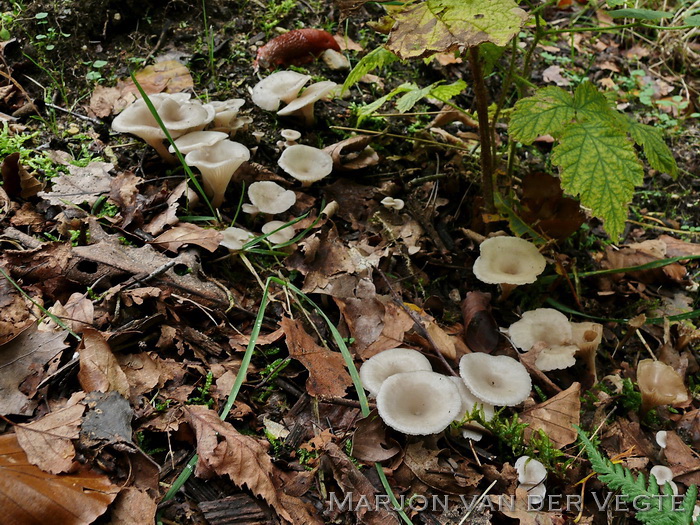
498, 487, 560, 524
143, 181, 189, 236
80, 391, 136, 451
519, 172, 585, 239
542, 65, 570, 86
461, 291, 499, 353
657, 235, 700, 257
282, 317, 352, 398
0, 264, 35, 345
0, 433, 119, 525
15, 403, 85, 474
333, 34, 363, 51
323, 135, 379, 172
1, 152, 43, 199
151, 222, 223, 253
39, 162, 114, 207
107, 488, 157, 525
664, 431, 700, 485
0, 324, 69, 416
351, 411, 401, 462
404, 442, 481, 494
63, 292, 94, 333
600, 244, 687, 285
521, 382, 580, 448
78, 328, 130, 397
187, 405, 323, 525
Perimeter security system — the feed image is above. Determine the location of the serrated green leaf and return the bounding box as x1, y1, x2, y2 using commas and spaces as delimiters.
684, 14, 700, 26
572, 82, 618, 123
552, 120, 643, 239
479, 42, 507, 76
608, 8, 673, 20
341, 46, 399, 94
355, 83, 415, 125
627, 119, 678, 177
429, 80, 467, 101
396, 84, 435, 113
509, 87, 576, 144
386, 0, 528, 59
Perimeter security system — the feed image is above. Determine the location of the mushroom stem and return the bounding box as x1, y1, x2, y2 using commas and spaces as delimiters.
148, 139, 178, 164
498, 283, 518, 301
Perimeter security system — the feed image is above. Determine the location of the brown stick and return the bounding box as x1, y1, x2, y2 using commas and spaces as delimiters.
469, 47, 495, 215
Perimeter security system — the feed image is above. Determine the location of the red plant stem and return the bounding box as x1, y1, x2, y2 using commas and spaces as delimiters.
469, 47, 495, 215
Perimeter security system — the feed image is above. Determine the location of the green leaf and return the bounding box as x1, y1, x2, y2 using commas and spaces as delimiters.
509, 86, 576, 144
479, 42, 507, 76
395, 84, 435, 113
386, 0, 528, 59
429, 79, 467, 101
572, 82, 618, 123
341, 46, 399, 94
627, 119, 678, 177
684, 14, 700, 26
552, 120, 643, 239
355, 82, 415, 125
608, 8, 673, 20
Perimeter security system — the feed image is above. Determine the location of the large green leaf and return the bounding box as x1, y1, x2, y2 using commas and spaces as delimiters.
509, 87, 576, 144
552, 120, 644, 239
386, 0, 527, 59
341, 46, 399, 94
627, 119, 679, 177
572, 82, 618, 123
430, 80, 467, 102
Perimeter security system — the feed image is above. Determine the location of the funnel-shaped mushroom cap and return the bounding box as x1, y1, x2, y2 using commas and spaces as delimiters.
359, 348, 432, 397
209, 98, 246, 128
473, 236, 546, 285
637, 359, 688, 413
220, 227, 254, 251
460, 353, 532, 406
376, 371, 462, 435
571, 322, 603, 354
185, 140, 250, 208
156, 97, 216, 135
508, 308, 573, 352
278, 144, 333, 186
515, 456, 547, 486
448, 376, 495, 422
262, 221, 295, 245
650, 465, 677, 494
277, 81, 337, 125
252, 71, 311, 111
169, 131, 228, 155
534, 344, 578, 371
248, 181, 296, 214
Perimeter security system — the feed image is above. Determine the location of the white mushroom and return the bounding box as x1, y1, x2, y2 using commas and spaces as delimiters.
251, 71, 311, 111
650, 465, 678, 494
277, 81, 337, 125
570, 321, 603, 379
515, 456, 547, 505
280, 129, 302, 149
376, 371, 462, 435
459, 353, 532, 406
359, 348, 432, 397
185, 140, 250, 208
278, 144, 333, 186
261, 221, 296, 245
247, 181, 296, 214
656, 430, 668, 449
220, 227, 254, 251
448, 376, 494, 441
381, 197, 405, 211
508, 308, 573, 352
209, 98, 245, 129
534, 344, 579, 372
169, 130, 228, 155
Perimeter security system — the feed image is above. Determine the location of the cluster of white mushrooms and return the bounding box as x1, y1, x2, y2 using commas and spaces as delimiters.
359, 348, 531, 437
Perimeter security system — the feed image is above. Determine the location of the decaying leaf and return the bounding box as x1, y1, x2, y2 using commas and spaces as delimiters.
78, 328, 130, 397
0, 324, 69, 416
323, 135, 379, 172
664, 431, 700, 485
520, 382, 580, 448
1, 152, 43, 199
151, 222, 223, 253
351, 411, 401, 463
0, 433, 119, 525
15, 403, 85, 474
461, 291, 499, 353
107, 487, 157, 525
0, 265, 35, 345
498, 487, 561, 524
403, 442, 482, 494
519, 172, 585, 240
38, 162, 114, 207
599, 244, 687, 285
187, 405, 323, 525
282, 317, 353, 398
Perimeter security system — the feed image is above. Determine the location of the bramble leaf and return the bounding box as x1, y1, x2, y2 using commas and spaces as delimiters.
341, 46, 399, 94
552, 120, 643, 239
572, 82, 618, 123
429, 80, 467, 102
386, 0, 527, 59
509, 87, 577, 144
626, 119, 679, 177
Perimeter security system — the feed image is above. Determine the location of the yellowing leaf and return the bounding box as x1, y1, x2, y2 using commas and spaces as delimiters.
387, 0, 527, 59
627, 119, 678, 177
552, 120, 643, 239
509, 87, 577, 144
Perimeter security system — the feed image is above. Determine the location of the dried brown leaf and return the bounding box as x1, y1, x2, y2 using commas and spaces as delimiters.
151, 222, 223, 253
521, 382, 580, 448
351, 411, 400, 463
78, 328, 130, 397
323, 135, 379, 172
39, 162, 114, 207
0, 265, 34, 345
461, 291, 499, 354
107, 488, 157, 525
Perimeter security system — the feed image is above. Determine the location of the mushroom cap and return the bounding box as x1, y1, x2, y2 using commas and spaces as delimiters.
376, 371, 462, 435
261, 220, 295, 245
515, 456, 547, 486
185, 140, 250, 208
281, 129, 302, 141
277, 81, 337, 124
209, 98, 245, 128
248, 181, 296, 214
473, 236, 546, 285
359, 347, 432, 397
448, 376, 495, 422
534, 344, 578, 371
169, 131, 228, 155
650, 465, 675, 485
508, 308, 573, 352
252, 71, 311, 111
278, 144, 333, 185
637, 359, 689, 411
157, 97, 216, 136
220, 227, 254, 251
570, 321, 603, 355
381, 197, 405, 211
656, 430, 668, 449
459, 353, 532, 406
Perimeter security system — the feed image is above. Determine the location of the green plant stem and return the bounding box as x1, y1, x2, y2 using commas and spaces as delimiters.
468, 46, 495, 215
543, 22, 697, 35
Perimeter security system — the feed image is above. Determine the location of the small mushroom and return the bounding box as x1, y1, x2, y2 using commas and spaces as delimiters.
376, 371, 463, 435
459, 353, 532, 406
248, 181, 296, 214
261, 220, 295, 245
381, 197, 405, 211
185, 140, 250, 208
359, 348, 432, 397
508, 308, 573, 353
251, 71, 311, 111
656, 430, 668, 449
515, 456, 547, 505
209, 98, 246, 129
169, 130, 228, 155
473, 236, 546, 299
220, 226, 254, 252
278, 144, 333, 186
277, 80, 337, 126
650, 465, 678, 494
570, 321, 603, 379
637, 359, 688, 413
448, 376, 494, 441
279, 129, 302, 149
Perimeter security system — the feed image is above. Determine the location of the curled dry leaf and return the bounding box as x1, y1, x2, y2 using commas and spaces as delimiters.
15, 403, 85, 474
323, 135, 379, 172
351, 411, 401, 463
1, 152, 43, 199
520, 382, 580, 448
0, 433, 119, 525
461, 291, 499, 353
599, 244, 687, 285
519, 172, 585, 240
0, 265, 35, 345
